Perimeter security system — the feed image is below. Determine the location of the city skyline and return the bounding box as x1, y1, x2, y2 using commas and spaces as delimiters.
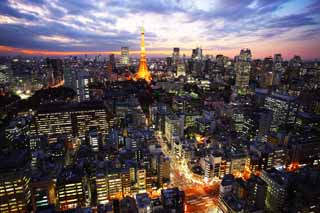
1, 2, 320, 211
0, 0, 320, 59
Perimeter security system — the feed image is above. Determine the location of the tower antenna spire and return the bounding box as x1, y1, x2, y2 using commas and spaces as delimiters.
134, 26, 152, 84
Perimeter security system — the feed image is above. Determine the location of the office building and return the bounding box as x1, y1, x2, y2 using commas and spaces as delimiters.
172, 47, 180, 65
30, 179, 56, 211
31, 102, 111, 141
164, 113, 184, 145
192, 46, 203, 61
96, 173, 108, 205
87, 128, 101, 152
108, 54, 116, 73
121, 47, 130, 65
63, 69, 91, 102
176, 63, 186, 77
264, 93, 299, 130
157, 155, 170, 186
56, 167, 89, 210
235, 49, 252, 95
260, 168, 288, 212
0, 150, 31, 212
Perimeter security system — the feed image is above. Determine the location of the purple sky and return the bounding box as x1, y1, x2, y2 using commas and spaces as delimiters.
0, 0, 320, 59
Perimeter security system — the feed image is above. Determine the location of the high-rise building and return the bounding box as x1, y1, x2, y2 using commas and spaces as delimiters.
96, 173, 108, 205
192, 46, 203, 61
247, 175, 267, 211
76, 70, 91, 102
31, 102, 111, 141
158, 154, 170, 186
46, 58, 64, 87
274, 54, 282, 64
166, 57, 172, 66
121, 47, 129, 65
87, 128, 101, 152
108, 54, 116, 73
56, 167, 89, 210
176, 63, 186, 77
0, 150, 31, 212
63, 69, 91, 102
273, 54, 283, 86
31, 179, 56, 211
134, 26, 152, 83
235, 49, 252, 95
261, 168, 288, 212
107, 172, 122, 199
264, 93, 299, 130
164, 113, 184, 146
0, 64, 10, 85
172, 47, 180, 65
137, 169, 147, 191
192, 49, 197, 59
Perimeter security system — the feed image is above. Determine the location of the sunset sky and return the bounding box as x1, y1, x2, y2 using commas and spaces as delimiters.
0, 0, 320, 59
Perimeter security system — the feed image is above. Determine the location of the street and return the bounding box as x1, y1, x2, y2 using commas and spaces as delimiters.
156, 133, 220, 212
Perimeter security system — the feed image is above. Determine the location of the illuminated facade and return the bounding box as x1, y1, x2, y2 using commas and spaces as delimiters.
96, 169, 131, 203
261, 168, 288, 212
137, 169, 147, 191
31, 102, 111, 141
164, 113, 184, 146
31, 180, 56, 211
96, 174, 108, 205
88, 128, 100, 152
107, 173, 122, 199
134, 27, 152, 83
0, 151, 31, 213
172, 47, 180, 65
235, 49, 252, 95
57, 169, 89, 210
158, 155, 170, 186
264, 93, 298, 131
176, 63, 186, 77
0, 173, 31, 212
121, 47, 129, 65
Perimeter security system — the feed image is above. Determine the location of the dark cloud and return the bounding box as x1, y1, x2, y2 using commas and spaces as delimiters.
107, 0, 185, 14
268, 14, 317, 28
0, 0, 37, 20
0, 0, 319, 54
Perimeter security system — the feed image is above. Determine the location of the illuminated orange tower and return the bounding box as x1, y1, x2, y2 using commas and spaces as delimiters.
134, 26, 152, 83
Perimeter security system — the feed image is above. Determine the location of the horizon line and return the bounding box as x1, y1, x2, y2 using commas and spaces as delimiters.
0, 45, 318, 60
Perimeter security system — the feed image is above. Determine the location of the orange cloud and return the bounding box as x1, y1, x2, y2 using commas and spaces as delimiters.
1, 44, 318, 59
0, 45, 179, 56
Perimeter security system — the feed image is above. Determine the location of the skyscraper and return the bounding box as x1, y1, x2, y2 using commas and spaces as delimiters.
264, 93, 298, 130
192, 46, 202, 61
121, 47, 129, 65
64, 68, 90, 102
134, 26, 152, 83
46, 58, 64, 87
108, 54, 116, 73
172, 47, 180, 65
235, 49, 252, 95
261, 168, 288, 212
273, 54, 283, 86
